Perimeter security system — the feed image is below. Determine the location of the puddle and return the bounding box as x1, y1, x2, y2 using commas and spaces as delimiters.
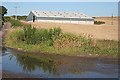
2, 48, 118, 78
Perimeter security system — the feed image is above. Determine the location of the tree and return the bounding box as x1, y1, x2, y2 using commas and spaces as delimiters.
0, 6, 7, 15
0, 6, 7, 29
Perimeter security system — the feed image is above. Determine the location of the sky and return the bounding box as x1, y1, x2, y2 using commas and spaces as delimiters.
1, 2, 118, 17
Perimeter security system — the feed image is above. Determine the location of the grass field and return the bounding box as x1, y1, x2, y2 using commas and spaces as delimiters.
27, 17, 118, 41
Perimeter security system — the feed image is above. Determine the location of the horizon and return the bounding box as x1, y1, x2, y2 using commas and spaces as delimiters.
2, 2, 118, 17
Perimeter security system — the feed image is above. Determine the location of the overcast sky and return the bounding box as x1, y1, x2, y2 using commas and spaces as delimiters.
2, 2, 118, 17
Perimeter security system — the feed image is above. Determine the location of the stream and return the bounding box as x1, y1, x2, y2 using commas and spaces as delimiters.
2, 47, 118, 78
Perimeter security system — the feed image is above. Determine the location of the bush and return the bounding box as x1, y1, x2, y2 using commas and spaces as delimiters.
20, 26, 62, 45
11, 15, 27, 20
17, 16, 27, 20
53, 33, 97, 51
4, 16, 11, 22
23, 25, 37, 44
94, 21, 105, 25
11, 19, 22, 27
4, 16, 30, 27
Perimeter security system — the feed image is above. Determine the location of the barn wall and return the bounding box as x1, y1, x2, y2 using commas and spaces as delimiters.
36, 17, 94, 21
33, 20, 94, 25
26, 11, 37, 21
27, 15, 94, 25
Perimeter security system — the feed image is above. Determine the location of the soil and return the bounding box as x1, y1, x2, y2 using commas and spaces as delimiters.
25, 17, 119, 41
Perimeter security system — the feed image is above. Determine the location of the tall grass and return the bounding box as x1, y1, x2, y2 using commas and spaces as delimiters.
4, 26, 118, 57
16, 25, 62, 46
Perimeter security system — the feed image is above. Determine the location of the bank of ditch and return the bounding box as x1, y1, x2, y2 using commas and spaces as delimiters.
3, 24, 118, 58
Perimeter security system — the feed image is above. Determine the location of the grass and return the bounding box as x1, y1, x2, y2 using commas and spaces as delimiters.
4, 16, 27, 21
4, 16, 30, 28
4, 26, 118, 57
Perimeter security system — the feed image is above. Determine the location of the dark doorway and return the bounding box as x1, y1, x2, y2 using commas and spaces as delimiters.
33, 16, 35, 22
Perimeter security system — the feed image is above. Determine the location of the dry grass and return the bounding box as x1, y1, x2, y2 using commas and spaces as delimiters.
23, 17, 118, 41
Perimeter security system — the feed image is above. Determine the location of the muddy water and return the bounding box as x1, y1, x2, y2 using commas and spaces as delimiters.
2, 48, 118, 78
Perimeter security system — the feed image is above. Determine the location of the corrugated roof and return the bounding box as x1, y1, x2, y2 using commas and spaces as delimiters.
31, 11, 93, 19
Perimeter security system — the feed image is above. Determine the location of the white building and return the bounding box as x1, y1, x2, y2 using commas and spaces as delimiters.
26, 11, 94, 25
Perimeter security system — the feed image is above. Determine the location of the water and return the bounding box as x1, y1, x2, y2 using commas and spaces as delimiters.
2, 48, 118, 78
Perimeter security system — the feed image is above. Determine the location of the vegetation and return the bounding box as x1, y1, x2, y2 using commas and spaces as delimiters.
4, 16, 30, 28
0, 6, 7, 14
10, 19, 23, 27
0, 6, 7, 29
94, 21, 105, 25
92, 17, 96, 19
20, 25, 61, 45
4, 26, 118, 57
4, 16, 11, 22
11, 15, 27, 20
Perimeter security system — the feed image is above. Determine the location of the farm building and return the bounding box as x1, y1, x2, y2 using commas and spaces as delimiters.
26, 11, 94, 24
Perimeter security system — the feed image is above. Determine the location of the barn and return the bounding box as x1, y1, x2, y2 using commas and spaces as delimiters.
26, 11, 94, 25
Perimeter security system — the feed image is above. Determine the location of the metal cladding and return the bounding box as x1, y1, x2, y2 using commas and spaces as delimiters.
26, 11, 94, 24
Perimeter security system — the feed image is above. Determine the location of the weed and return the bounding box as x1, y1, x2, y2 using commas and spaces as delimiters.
4, 27, 118, 57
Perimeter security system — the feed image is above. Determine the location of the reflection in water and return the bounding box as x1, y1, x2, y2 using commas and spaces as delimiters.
13, 53, 57, 75
3, 48, 118, 78
9, 51, 97, 76
8, 52, 89, 76
2, 47, 7, 54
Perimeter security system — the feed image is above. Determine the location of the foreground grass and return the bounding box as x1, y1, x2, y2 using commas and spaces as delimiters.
4, 26, 118, 57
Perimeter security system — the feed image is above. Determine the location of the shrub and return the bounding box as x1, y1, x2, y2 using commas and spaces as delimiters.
11, 19, 22, 27
49, 27, 62, 40
94, 21, 105, 25
4, 16, 11, 22
20, 26, 62, 45
4, 16, 30, 27
53, 33, 96, 50
11, 15, 27, 20
23, 25, 37, 44
17, 16, 27, 20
